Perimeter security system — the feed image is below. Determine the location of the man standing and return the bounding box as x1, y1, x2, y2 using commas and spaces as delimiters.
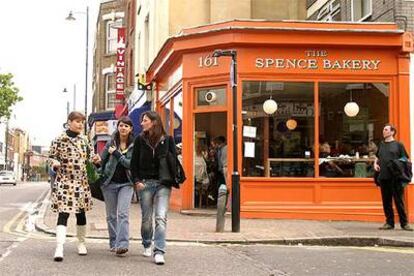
374, 124, 413, 231
213, 136, 227, 186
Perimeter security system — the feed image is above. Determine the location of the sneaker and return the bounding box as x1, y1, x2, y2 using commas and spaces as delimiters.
116, 248, 128, 256
379, 223, 394, 230
110, 247, 117, 253
401, 225, 413, 231
142, 247, 152, 257
154, 253, 165, 265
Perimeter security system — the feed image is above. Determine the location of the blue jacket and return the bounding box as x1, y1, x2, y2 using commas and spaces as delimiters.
100, 139, 134, 186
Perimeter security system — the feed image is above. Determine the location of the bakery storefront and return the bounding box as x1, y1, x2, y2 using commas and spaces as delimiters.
146, 20, 414, 222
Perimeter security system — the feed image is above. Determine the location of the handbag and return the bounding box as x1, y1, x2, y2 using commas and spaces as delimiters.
159, 137, 186, 188
84, 139, 105, 201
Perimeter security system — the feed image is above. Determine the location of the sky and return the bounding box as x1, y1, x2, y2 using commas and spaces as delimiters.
0, 0, 100, 147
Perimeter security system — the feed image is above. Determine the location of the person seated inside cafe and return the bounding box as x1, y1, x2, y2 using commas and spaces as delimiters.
319, 142, 345, 177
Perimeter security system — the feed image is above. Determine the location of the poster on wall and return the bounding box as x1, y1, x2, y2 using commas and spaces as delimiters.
244, 142, 255, 158
243, 126, 257, 138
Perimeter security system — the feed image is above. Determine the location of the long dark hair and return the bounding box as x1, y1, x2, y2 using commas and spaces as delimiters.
141, 111, 166, 147
113, 116, 134, 147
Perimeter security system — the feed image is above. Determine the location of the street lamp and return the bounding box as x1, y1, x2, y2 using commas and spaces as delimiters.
212, 49, 240, 233
66, 7, 89, 133
63, 84, 77, 113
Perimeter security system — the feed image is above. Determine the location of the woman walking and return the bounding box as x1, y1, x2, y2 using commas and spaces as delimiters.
100, 116, 135, 256
130, 111, 177, 265
49, 111, 100, 262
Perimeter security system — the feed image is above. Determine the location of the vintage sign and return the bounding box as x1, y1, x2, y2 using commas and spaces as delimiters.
115, 27, 126, 100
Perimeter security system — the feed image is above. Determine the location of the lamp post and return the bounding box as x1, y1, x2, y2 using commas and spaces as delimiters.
66, 7, 89, 133
63, 84, 77, 113
212, 49, 240, 233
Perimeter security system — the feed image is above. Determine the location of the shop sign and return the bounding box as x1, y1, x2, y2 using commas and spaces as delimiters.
255, 50, 381, 71
115, 27, 126, 100
94, 120, 117, 136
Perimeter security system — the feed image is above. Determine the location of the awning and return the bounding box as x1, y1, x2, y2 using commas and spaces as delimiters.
88, 111, 115, 127
129, 102, 151, 136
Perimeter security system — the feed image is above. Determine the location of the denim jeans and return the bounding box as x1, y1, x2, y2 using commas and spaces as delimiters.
139, 179, 171, 255
101, 182, 134, 249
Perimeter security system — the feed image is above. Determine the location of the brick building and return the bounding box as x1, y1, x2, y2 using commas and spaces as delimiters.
307, 0, 414, 33
92, 0, 126, 113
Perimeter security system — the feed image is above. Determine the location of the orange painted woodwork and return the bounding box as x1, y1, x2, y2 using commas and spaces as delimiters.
146, 21, 413, 222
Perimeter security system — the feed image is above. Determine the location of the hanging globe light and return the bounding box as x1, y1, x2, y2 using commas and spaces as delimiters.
344, 101, 359, 117
263, 98, 278, 115
286, 119, 297, 130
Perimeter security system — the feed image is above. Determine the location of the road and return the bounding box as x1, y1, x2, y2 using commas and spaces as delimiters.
1, 182, 413, 276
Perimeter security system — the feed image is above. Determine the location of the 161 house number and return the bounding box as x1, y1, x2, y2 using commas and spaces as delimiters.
198, 55, 218, 68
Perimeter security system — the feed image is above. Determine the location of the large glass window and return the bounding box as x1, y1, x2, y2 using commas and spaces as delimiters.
319, 82, 388, 178
242, 81, 389, 179
242, 81, 315, 177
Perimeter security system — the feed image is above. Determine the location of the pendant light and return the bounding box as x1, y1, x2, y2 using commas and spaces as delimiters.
263, 82, 277, 115
286, 118, 297, 130
344, 90, 359, 117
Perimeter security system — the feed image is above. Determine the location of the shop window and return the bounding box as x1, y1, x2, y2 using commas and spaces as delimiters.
319, 83, 388, 178
173, 92, 183, 144
352, 0, 372, 21
242, 81, 315, 177
196, 86, 226, 107
162, 101, 171, 135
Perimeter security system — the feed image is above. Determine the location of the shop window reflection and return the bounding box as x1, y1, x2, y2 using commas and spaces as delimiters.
318, 83, 388, 178
173, 92, 183, 144
242, 81, 314, 177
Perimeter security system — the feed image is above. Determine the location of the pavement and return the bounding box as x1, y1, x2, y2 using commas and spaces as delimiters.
35, 191, 414, 247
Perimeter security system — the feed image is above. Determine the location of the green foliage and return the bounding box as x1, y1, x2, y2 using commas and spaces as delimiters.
0, 73, 23, 120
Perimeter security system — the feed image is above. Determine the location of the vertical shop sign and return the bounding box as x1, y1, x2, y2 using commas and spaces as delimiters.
115, 27, 126, 100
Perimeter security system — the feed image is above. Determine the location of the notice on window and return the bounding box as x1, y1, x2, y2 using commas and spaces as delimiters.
244, 142, 255, 158
243, 126, 257, 138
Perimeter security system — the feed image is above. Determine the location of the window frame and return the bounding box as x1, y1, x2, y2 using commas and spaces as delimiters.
240, 79, 390, 179
105, 73, 116, 110
351, 0, 372, 22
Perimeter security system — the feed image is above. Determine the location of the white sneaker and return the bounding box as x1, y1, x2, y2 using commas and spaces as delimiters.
154, 253, 165, 265
142, 247, 152, 257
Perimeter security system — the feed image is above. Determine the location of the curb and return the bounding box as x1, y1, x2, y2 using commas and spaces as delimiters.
34, 195, 414, 248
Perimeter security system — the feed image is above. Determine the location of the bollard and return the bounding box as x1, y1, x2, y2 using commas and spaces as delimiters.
216, 184, 228, 232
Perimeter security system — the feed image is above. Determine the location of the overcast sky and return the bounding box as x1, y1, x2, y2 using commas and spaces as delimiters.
0, 0, 100, 146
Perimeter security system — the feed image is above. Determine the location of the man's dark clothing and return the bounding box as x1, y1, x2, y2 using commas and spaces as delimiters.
376, 140, 410, 227
379, 179, 408, 227
377, 141, 408, 181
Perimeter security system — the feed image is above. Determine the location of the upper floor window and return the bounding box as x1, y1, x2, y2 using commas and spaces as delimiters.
105, 74, 115, 110
352, 0, 372, 21
317, 0, 341, 21
106, 19, 123, 54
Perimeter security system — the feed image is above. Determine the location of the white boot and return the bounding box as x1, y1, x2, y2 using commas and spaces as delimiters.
77, 225, 87, 256
54, 225, 66, 262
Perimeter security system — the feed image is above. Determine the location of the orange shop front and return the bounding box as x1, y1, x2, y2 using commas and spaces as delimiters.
146, 20, 414, 222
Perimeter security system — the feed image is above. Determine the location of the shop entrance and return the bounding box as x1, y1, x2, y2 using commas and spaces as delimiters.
194, 112, 227, 209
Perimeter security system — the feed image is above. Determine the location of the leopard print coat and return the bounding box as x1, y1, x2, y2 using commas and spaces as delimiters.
48, 132, 94, 213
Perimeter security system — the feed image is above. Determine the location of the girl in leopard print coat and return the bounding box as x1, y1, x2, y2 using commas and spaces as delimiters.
48, 111, 100, 262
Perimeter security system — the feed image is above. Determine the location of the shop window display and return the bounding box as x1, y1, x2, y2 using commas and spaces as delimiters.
319, 82, 389, 177
242, 81, 389, 178
242, 81, 314, 177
